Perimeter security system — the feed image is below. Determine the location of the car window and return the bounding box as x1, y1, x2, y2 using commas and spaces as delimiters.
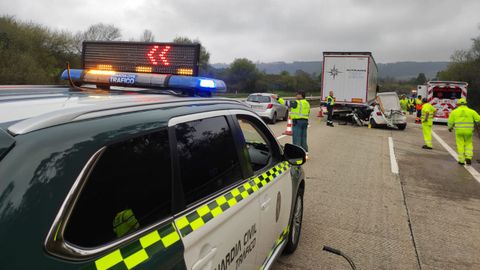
247, 95, 271, 103
64, 129, 172, 247
175, 116, 243, 206
237, 116, 273, 172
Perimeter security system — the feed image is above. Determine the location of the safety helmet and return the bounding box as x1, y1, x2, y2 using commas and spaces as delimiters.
457, 98, 467, 105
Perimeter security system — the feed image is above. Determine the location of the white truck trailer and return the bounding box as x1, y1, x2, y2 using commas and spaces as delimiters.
321, 52, 378, 118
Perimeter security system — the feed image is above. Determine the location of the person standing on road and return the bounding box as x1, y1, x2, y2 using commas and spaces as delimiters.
326, 90, 335, 127
399, 95, 408, 114
415, 95, 423, 124
408, 96, 415, 115
421, 98, 436, 150
447, 98, 480, 165
290, 91, 311, 158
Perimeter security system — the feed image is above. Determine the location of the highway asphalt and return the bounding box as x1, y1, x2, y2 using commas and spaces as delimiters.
269, 108, 480, 270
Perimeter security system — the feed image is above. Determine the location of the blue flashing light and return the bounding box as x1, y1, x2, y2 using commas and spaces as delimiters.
60, 69, 227, 94
199, 79, 216, 88
168, 76, 226, 92
60, 69, 84, 81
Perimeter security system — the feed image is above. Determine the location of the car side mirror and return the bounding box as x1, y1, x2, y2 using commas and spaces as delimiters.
283, 143, 306, 166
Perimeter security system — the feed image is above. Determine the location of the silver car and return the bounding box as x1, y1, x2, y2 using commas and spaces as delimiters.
246, 93, 289, 124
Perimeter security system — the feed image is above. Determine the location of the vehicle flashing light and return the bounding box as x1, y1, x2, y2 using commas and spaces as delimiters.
88, 70, 116, 75
199, 79, 216, 88
61, 69, 226, 94
136, 66, 153, 73
177, 68, 194, 76
97, 64, 113, 70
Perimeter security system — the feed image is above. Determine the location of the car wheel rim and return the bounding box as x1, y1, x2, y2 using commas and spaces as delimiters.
291, 195, 302, 244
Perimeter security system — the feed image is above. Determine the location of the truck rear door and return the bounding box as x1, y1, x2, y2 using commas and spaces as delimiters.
322, 56, 369, 104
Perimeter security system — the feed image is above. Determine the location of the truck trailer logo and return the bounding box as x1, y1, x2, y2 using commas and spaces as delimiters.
328, 65, 342, 79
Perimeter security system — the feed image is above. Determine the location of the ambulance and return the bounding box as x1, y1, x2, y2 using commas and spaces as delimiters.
426, 81, 468, 123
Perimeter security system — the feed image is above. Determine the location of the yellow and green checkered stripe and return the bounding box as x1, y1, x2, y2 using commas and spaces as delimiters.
175, 161, 291, 237
260, 226, 290, 270
86, 223, 181, 270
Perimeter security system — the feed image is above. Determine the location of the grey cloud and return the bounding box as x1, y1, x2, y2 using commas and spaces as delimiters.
1, 0, 479, 63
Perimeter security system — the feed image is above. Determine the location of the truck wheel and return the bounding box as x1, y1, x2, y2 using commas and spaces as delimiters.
283, 189, 303, 254
369, 118, 378, 128
397, 123, 407, 130
271, 112, 277, 124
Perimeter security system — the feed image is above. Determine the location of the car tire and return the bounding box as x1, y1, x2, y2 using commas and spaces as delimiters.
369, 118, 378, 128
283, 189, 303, 254
271, 112, 277, 124
397, 123, 407, 130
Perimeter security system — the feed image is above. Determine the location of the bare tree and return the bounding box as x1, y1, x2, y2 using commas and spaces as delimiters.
73, 23, 121, 53
140, 30, 155, 42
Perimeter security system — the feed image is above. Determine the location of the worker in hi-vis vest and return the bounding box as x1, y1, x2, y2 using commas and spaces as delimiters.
421, 98, 436, 150
289, 91, 311, 159
326, 90, 335, 127
399, 95, 408, 114
448, 98, 480, 165
408, 96, 415, 115
415, 95, 423, 124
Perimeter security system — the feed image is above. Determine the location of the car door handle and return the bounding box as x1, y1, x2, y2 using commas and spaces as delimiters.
192, 247, 217, 270
261, 198, 272, 210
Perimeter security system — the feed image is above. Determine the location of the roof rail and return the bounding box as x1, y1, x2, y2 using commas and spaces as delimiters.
7, 97, 244, 135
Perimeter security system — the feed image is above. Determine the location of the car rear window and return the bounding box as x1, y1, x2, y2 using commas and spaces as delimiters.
247, 95, 271, 103
64, 129, 172, 247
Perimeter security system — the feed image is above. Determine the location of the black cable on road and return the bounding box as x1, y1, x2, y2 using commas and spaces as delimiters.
322, 245, 357, 270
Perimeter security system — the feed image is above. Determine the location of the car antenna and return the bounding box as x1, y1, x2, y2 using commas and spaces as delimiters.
65, 62, 84, 92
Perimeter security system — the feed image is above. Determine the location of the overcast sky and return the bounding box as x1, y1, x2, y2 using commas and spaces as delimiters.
1, 0, 479, 63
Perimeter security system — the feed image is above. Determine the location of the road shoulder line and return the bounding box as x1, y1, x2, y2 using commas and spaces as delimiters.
432, 130, 480, 184
388, 137, 399, 174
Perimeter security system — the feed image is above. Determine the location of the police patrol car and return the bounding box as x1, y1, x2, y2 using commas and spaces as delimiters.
0, 42, 306, 270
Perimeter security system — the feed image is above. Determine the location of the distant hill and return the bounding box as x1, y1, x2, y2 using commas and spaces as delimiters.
212, 61, 449, 80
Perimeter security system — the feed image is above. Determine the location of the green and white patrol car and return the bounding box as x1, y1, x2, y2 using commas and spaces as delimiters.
0, 42, 306, 270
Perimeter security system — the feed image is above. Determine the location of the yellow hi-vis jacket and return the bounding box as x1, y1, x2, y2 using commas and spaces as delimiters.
415, 98, 423, 110
421, 103, 436, 125
290, 99, 310, 120
326, 95, 335, 106
408, 98, 414, 108
399, 99, 408, 111
448, 105, 480, 134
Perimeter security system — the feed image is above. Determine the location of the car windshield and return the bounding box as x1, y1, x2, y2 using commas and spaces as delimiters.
247, 95, 271, 103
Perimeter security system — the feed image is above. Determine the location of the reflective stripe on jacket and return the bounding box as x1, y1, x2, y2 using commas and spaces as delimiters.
290, 99, 310, 120
448, 105, 480, 132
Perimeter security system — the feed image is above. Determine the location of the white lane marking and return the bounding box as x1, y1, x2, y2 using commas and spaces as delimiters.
388, 137, 399, 174
432, 131, 480, 184
276, 135, 287, 140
